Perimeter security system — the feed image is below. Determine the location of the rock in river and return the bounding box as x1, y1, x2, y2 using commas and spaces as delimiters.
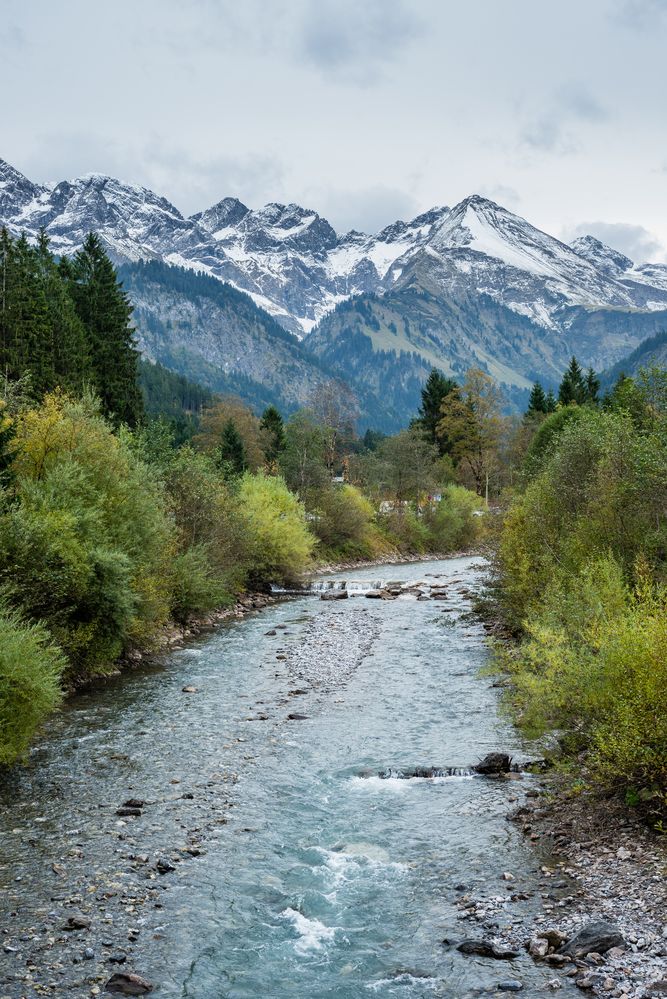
474, 752, 512, 775
455, 939, 520, 960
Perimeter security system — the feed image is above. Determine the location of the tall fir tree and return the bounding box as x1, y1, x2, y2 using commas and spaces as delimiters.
67, 233, 143, 426
584, 367, 600, 405
218, 419, 247, 477
525, 381, 548, 417
260, 405, 286, 464
416, 368, 458, 452
558, 356, 587, 406
544, 389, 557, 413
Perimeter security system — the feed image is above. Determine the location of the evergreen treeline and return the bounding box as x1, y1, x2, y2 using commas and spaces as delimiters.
0, 229, 142, 425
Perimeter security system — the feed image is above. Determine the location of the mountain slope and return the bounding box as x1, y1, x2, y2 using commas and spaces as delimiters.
3, 156, 667, 423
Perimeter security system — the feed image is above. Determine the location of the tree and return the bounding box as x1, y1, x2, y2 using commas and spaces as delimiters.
437, 367, 504, 499
279, 410, 328, 498
308, 381, 359, 475
259, 405, 286, 466
526, 382, 548, 418
416, 368, 458, 450
67, 233, 143, 426
194, 397, 265, 469
584, 367, 600, 405
378, 427, 438, 509
558, 356, 587, 406
545, 389, 557, 413
217, 419, 247, 477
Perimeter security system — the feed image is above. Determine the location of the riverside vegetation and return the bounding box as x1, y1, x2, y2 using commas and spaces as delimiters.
494, 362, 667, 828
0, 227, 485, 765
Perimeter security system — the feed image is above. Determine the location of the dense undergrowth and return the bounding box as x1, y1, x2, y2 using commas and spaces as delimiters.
494, 371, 667, 826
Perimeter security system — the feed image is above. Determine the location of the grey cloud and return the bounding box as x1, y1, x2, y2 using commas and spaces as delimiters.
566, 221, 665, 263
316, 185, 421, 234
478, 185, 521, 208
613, 0, 667, 28
21, 134, 285, 216
521, 85, 609, 153
297, 0, 424, 83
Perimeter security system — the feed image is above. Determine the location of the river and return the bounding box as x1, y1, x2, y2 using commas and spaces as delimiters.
0, 556, 578, 998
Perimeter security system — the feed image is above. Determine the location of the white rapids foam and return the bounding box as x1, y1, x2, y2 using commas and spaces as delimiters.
281, 908, 336, 954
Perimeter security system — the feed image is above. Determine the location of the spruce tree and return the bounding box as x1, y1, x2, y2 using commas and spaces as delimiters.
526, 381, 547, 417
68, 233, 143, 426
558, 356, 587, 406
584, 367, 600, 405
417, 368, 458, 451
260, 405, 286, 464
36, 231, 91, 394
544, 389, 557, 413
218, 419, 247, 477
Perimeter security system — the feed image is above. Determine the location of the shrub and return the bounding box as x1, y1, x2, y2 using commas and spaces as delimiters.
237, 472, 315, 587
309, 484, 376, 555
2, 394, 174, 677
0, 608, 65, 764
425, 485, 484, 552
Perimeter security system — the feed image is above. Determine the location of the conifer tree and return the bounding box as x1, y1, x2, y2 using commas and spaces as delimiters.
417, 368, 458, 451
526, 381, 547, 417
544, 389, 557, 413
218, 419, 247, 477
584, 367, 600, 405
68, 233, 143, 426
558, 356, 587, 406
260, 405, 286, 464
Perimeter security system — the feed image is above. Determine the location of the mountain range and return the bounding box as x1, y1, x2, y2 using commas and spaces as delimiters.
2, 156, 666, 428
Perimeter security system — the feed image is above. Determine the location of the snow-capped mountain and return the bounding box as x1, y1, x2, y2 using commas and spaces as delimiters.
2, 155, 667, 422
4, 156, 666, 342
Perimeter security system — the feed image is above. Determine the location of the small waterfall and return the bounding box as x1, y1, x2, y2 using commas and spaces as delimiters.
310, 579, 386, 595
376, 766, 475, 780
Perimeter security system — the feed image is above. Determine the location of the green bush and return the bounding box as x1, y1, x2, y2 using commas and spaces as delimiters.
0, 607, 65, 764
424, 485, 484, 552
238, 472, 315, 587
309, 484, 376, 556
1, 394, 174, 678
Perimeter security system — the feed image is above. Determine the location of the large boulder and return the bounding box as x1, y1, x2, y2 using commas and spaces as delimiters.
475, 752, 512, 775
559, 921, 625, 958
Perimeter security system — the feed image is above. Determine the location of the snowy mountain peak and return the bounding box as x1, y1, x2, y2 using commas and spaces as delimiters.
191, 196, 249, 235
571, 235, 634, 275
2, 156, 667, 342
0, 158, 46, 216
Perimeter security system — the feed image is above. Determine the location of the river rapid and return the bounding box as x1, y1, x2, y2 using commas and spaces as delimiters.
0, 556, 579, 998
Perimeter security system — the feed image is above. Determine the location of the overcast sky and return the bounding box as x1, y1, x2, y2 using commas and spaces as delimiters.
2, 0, 667, 260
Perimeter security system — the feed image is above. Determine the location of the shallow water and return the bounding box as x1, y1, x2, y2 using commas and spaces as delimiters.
0, 557, 578, 997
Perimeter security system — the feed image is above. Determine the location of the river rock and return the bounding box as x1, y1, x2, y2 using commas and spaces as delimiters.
320, 590, 348, 600
287, 713, 308, 720
528, 937, 549, 958
456, 939, 520, 960
155, 857, 176, 874
475, 753, 512, 775
498, 982, 523, 992
559, 920, 625, 958
63, 915, 91, 931
181, 685, 198, 693
116, 807, 142, 817
105, 972, 154, 995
